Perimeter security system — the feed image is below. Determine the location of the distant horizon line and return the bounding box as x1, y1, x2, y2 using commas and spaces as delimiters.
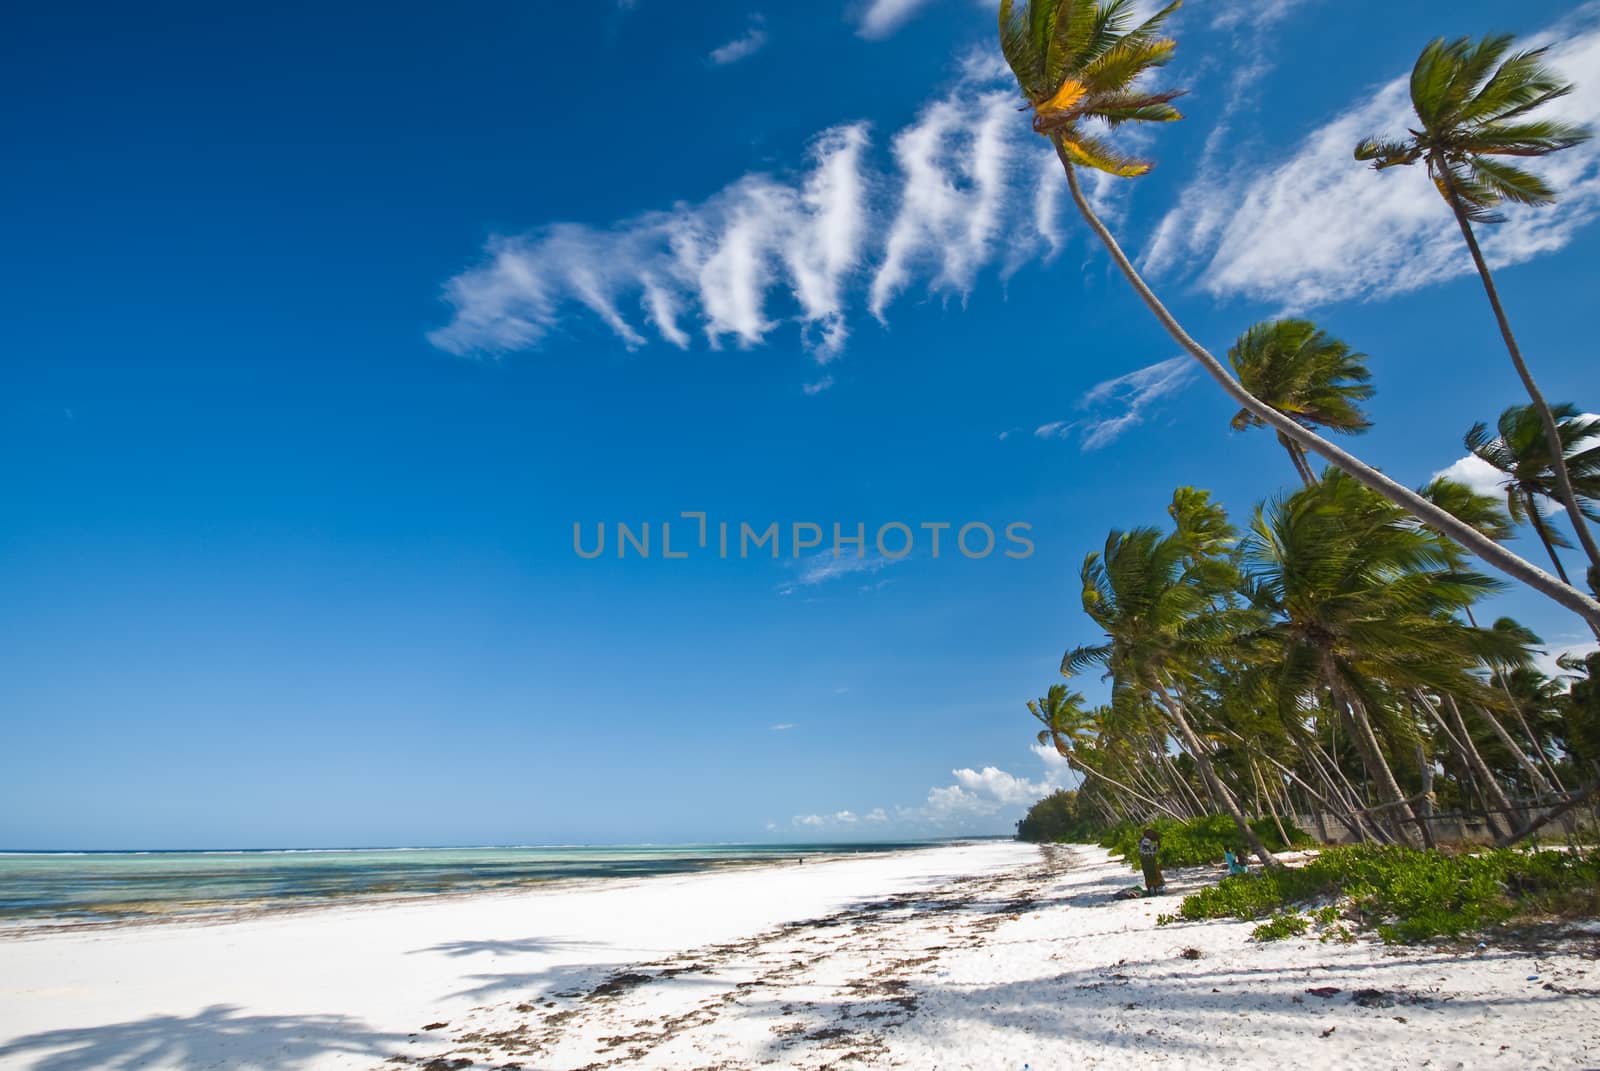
0, 835, 1007, 856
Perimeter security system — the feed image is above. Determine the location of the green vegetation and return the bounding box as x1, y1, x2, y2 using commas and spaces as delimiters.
1167, 846, 1600, 944
1099, 815, 1311, 871
1250, 912, 1311, 942
1015, 790, 1106, 843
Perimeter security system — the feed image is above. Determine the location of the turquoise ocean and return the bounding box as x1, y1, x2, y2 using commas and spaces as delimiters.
0, 842, 929, 927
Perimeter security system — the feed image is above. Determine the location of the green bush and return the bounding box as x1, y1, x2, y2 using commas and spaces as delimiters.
1015, 789, 1109, 843
1099, 814, 1313, 871
1251, 912, 1311, 941
1171, 845, 1600, 945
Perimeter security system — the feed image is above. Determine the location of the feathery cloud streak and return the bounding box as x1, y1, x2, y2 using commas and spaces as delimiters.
1033, 355, 1196, 450
430, 61, 1068, 365
1145, 11, 1600, 307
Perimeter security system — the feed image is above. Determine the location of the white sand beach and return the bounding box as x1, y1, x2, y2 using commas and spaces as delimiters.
1, 841, 1595, 1070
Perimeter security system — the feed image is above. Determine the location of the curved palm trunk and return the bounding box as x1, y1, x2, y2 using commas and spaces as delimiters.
1056, 153, 1600, 631
1065, 751, 1187, 821
1524, 491, 1575, 585
1150, 682, 1279, 867
1443, 181, 1600, 582
1322, 661, 1422, 846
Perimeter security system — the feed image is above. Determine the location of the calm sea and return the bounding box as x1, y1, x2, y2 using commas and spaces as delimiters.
0, 842, 929, 927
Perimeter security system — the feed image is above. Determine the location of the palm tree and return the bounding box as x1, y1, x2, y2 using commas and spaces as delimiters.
1465, 404, 1600, 589
1027, 684, 1185, 819
1227, 320, 1375, 486
1355, 35, 1599, 582
995, 0, 1600, 629
1241, 472, 1511, 845
1062, 506, 1279, 865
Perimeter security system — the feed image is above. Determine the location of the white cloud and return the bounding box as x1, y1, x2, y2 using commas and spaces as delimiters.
1033, 355, 1195, 451
1431, 415, 1598, 515
709, 20, 768, 65
431, 123, 872, 363
778, 550, 901, 594
855, 0, 935, 39
431, 55, 1070, 371
950, 765, 1053, 806
781, 745, 1072, 838
769, 723, 796, 731
1431, 454, 1506, 502
869, 85, 1020, 319
1146, 9, 1600, 307
1533, 637, 1600, 682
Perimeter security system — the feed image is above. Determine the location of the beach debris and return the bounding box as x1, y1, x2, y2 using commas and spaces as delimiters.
1305, 986, 1342, 998
1320, 1026, 1337, 1038
421, 1022, 449, 1031
1526, 975, 1539, 982
1353, 988, 1396, 1008
1180, 947, 1203, 960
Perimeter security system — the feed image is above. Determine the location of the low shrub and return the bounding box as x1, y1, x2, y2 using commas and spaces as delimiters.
1100, 814, 1313, 871
1171, 845, 1600, 945
1251, 912, 1310, 941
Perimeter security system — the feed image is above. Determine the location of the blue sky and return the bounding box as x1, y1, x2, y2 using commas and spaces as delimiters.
3, 0, 1598, 849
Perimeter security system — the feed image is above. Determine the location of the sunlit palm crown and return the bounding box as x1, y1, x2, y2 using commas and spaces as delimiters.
1227, 320, 1374, 436
1241, 472, 1512, 703
1467, 403, 1600, 528
1354, 34, 1592, 222
998, 0, 1185, 176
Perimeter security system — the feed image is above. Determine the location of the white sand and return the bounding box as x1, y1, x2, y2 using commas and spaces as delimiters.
1, 841, 1594, 1070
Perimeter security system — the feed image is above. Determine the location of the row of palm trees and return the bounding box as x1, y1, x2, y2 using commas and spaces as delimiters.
1030, 461, 1598, 864
998, 0, 1600, 628
999, 0, 1600, 861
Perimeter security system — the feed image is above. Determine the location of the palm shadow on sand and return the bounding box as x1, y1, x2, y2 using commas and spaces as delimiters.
0, 1004, 406, 1071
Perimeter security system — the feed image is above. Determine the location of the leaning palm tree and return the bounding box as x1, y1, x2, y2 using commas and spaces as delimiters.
1027, 683, 1185, 818
1465, 403, 1600, 589
1355, 35, 1599, 580
1242, 472, 1512, 845
996, 0, 1600, 629
1228, 319, 1375, 486
1062, 513, 1279, 865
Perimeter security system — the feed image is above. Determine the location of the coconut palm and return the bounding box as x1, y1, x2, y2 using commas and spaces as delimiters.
1027, 684, 1185, 819
996, 0, 1600, 629
1227, 320, 1375, 486
1061, 510, 1279, 865
1355, 35, 1599, 580
1465, 404, 1600, 589
1241, 472, 1512, 845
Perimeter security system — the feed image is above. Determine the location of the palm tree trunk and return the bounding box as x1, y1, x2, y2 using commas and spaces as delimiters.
1055, 151, 1600, 631
1443, 181, 1600, 581
1066, 753, 1186, 821
1150, 682, 1279, 867
1321, 663, 1422, 846
1278, 434, 1316, 487
1469, 700, 1554, 798
1251, 757, 1292, 845
1525, 491, 1574, 585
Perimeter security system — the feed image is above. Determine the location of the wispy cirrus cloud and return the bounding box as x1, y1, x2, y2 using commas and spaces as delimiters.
429, 58, 1069, 370
1032, 355, 1196, 450
854, 0, 936, 39
709, 18, 768, 65
778, 550, 901, 595
1144, 8, 1600, 307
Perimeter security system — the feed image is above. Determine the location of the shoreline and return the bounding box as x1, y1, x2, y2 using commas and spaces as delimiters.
1, 840, 1594, 1069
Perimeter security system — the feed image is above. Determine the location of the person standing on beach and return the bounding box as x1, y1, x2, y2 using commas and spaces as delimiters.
1138, 828, 1164, 893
